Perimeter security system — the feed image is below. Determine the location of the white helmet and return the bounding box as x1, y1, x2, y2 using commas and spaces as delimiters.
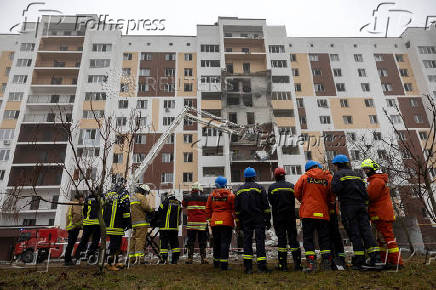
191, 182, 203, 192
136, 184, 150, 195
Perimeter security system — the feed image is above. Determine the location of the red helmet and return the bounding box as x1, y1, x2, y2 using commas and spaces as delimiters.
274, 167, 286, 177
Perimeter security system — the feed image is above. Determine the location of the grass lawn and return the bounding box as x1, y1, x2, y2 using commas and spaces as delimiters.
0, 259, 435, 289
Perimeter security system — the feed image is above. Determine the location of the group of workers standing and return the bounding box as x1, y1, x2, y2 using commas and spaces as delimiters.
64, 154, 404, 273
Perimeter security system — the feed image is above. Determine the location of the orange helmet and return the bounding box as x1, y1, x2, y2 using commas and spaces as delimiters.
274, 167, 286, 177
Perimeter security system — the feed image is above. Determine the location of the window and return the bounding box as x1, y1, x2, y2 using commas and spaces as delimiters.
162, 84, 175, 92
284, 165, 302, 175
202, 127, 218, 136
374, 54, 384, 61
203, 167, 225, 177
1, 83, 6, 93
83, 110, 104, 119
121, 68, 131, 77
0, 149, 10, 161
414, 114, 424, 124
163, 117, 175, 126
292, 68, 299, 76
312, 69, 322, 76
369, 115, 378, 124
135, 117, 147, 127
184, 53, 193, 61
373, 132, 382, 140
340, 99, 349, 107
346, 132, 356, 141
165, 53, 176, 60
269, 45, 285, 53
184, 83, 193, 92
317, 99, 328, 108
336, 83, 346, 92
320, 116, 331, 124
138, 83, 149, 92
273, 109, 294, 117
386, 99, 395, 107
294, 83, 301, 92
364, 99, 374, 107
201, 60, 220, 67
184, 134, 193, 143
399, 69, 409, 77
85, 92, 106, 101
118, 100, 128, 109
133, 153, 146, 163
200, 45, 219, 52
135, 100, 147, 109
139, 68, 150, 76
23, 219, 36, 226
314, 83, 324, 92
16, 58, 32, 67
343, 115, 353, 124
163, 100, 175, 109
246, 112, 255, 125
184, 68, 193, 77
272, 76, 290, 83
90, 59, 110, 68
410, 98, 418, 107
88, 75, 107, 83
161, 173, 174, 183
123, 53, 132, 60
78, 147, 100, 158
120, 82, 129, 92
358, 68, 367, 77
184, 99, 195, 108
423, 60, 436, 68
162, 153, 174, 163
183, 172, 193, 183
135, 134, 146, 144
20, 43, 35, 51
382, 83, 393, 92
333, 68, 342, 77
419, 131, 428, 140
395, 54, 404, 62
8, 92, 24, 101
12, 75, 27, 84
79, 129, 99, 146
165, 134, 175, 144
113, 153, 123, 163
390, 115, 402, 124
271, 60, 287, 68
116, 117, 127, 127
309, 54, 319, 61
296, 98, 304, 108
3, 110, 19, 119
290, 54, 297, 62
428, 75, 436, 82
165, 68, 175, 77
0, 129, 14, 140
183, 152, 193, 162
418, 46, 436, 54
141, 53, 152, 60
354, 54, 363, 62
92, 43, 111, 52
351, 150, 360, 160
0, 169, 7, 180
330, 54, 339, 61
378, 68, 388, 77
272, 91, 291, 100
201, 75, 220, 83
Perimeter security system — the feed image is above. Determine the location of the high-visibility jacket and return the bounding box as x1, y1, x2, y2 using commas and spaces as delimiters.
206, 188, 235, 227
66, 199, 82, 231
331, 168, 368, 207
235, 182, 271, 227
182, 192, 208, 230
103, 189, 131, 236
367, 173, 395, 222
157, 196, 181, 231
83, 195, 100, 226
130, 192, 153, 228
268, 179, 296, 224
294, 168, 334, 221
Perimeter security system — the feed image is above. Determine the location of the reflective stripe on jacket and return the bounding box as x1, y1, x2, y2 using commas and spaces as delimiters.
158, 196, 181, 230
130, 192, 152, 228
66, 199, 82, 231
103, 190, 131, 235
367, 173, 395, 221
268, 180, 296, 224
83, 195, 99, 226
206, 188, 235, 227
183, 192, 208, 230
235, 182, 270, 226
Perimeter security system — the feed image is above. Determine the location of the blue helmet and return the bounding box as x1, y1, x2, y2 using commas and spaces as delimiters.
332, 154, 349, 164
244, 167, 256, 178
305, 160, 320, 172
215, 176, 227, 188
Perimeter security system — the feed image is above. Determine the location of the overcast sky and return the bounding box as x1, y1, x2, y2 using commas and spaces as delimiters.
0, 0, 435, 37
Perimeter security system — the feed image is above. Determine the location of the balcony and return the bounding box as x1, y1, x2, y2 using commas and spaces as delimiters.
27, 95, 75, 108
8, 166, 63, 187
18, 124, 69, 143
34, 53, 81, 71
38, 36, 84, 52
22, 113, 72, 123
230, 162, 277, 183
13, 144, 66, 164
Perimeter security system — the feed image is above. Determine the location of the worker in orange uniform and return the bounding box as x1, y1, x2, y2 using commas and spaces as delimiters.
294, 161, 335, 272
361, 159, 404, 269
206, 176, 235, 270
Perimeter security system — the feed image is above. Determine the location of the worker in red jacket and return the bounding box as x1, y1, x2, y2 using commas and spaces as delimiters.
206, 176, 235, 270
182, 182, 209, 264
361, 159, 404, 268
294, 161, 335, 272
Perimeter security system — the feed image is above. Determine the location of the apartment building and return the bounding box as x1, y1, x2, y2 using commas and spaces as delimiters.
0, 16, 434, 247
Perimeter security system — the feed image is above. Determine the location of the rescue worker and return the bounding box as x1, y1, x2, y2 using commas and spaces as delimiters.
294, 161, 335, 272
361, 159, 404, 269
235, 167, 271, 274
182, 182, 209, 264
64, 192, 84, 266
129, 184, 153, 264
158, 191, 182, 264
331, 154, 383, 270
267, 167, 302, 271
206, 176, 235, 270
104, 179, 131, 271
74, 191, 101, 262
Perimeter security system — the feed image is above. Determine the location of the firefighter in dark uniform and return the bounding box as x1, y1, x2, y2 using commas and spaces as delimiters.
182, 182, 209, 264
158, 191, 182, 264
331, 154, 383, 270
74, 191, 101, 262
268, 167, 302, 271
235, 167, 271, 274
104, 180, 131, 271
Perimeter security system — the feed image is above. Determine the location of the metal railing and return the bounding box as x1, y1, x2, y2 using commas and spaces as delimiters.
27, 95, 75, 104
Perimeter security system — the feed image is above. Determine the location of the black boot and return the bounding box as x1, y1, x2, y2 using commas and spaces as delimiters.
276, 251, 288, 271
171, 252, 180, 264
244, 259, 253, 274
258, 262, 272, 273
221, 261, 229, 270
292, 249, 303, 271
186, 245, 194, 264
200, 247, 208, 264
362, 252, 385, 271
351, 255, 365, 270
159, 254, 168, 264
320, 254, 333, 271
213, 258, 220, 268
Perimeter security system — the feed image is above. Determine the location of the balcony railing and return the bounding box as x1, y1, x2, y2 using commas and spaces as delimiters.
23, 113, 72, 123
27, 95, 75, 104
